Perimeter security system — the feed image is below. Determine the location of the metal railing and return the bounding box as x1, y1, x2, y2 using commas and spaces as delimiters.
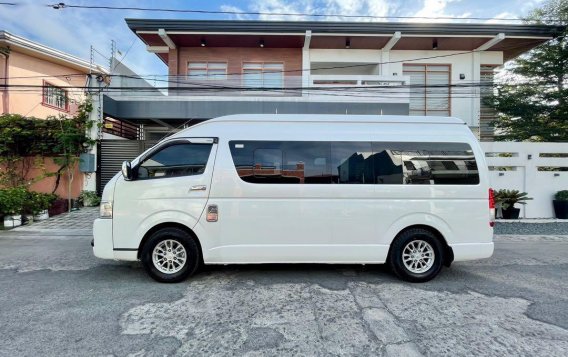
102, 118, 141, 140
104, 74, 410, 103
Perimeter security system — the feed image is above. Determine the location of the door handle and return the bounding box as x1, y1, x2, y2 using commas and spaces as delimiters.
190, 185, 207, 191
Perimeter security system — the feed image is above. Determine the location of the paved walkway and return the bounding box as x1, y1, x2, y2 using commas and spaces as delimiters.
8, 207, 99, 235
4, 206, 568, 237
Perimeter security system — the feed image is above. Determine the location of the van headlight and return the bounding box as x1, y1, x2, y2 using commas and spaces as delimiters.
100, 201, 113, 218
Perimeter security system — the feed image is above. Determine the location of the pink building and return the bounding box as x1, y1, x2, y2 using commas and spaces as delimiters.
0, 31, 104, 198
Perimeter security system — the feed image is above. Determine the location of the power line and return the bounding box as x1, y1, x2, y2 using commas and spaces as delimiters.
0, 31, 557, 83
111, 38, 137, 73
42, 3, 568, 23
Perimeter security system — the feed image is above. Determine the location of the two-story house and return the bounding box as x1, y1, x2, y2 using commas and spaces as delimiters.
0, 31, 109, 198
96, 19, 564, 191
0, 31, 106, 118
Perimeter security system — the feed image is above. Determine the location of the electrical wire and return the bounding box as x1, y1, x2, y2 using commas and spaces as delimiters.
111, 38, 137, 73
0, 33, 561, 82
39, 3, 568, 23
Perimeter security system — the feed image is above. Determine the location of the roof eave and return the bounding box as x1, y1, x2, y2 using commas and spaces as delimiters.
0, 31, 108, 74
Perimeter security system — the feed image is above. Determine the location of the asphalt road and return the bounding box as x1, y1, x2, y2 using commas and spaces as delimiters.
0, 229, 567, 357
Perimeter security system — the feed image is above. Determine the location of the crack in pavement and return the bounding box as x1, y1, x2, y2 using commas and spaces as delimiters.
118, 277, 568, 356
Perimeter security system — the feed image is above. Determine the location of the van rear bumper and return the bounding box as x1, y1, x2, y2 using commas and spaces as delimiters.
93, 218, 114, 259
450, 242, 494, 262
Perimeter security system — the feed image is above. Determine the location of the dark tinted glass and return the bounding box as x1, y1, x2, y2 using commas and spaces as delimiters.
386, 142, 479, 185
230, 141, 478, 185
230, 141, 331, 184
370, 143, 404, 184
137, 143, 212, 179
283, 141, 331, 184
331, 142, 374, 184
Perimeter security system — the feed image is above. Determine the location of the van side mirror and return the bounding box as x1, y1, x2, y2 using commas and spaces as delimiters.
121, 161, 133, 181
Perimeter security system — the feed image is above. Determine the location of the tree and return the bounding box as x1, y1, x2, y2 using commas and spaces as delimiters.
488, 0, 568, 141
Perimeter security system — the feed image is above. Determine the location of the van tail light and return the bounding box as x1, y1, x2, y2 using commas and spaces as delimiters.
206, 205, 218, 222
489, 188, 495, 227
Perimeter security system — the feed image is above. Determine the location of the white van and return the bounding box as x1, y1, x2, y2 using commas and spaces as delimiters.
93, 114, 495, 283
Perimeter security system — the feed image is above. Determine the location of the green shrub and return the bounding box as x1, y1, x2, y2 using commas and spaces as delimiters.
0, 187, 28, 215
78, 190, 101, 206
555, 190, 568, 201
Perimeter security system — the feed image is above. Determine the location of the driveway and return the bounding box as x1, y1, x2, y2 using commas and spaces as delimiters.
0, 210, 567, 356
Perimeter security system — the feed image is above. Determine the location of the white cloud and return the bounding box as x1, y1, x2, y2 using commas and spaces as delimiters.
251, 0, 317, 21
484, 12, 520, 24
231, 0, 391, 22
219, 5, 252, 20
407, 0, 471, 22
0, 2, 165, 76
321, 0, 391, 21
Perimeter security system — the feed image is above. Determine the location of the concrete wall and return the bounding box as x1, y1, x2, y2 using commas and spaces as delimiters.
482, 142, 568, 218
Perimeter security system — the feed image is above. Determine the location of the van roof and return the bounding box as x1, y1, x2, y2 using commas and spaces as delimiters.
205, 114, 465, 125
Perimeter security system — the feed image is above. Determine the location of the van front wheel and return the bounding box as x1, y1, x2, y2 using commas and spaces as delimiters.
141, 227, 200, 283
388, 228, 444, 283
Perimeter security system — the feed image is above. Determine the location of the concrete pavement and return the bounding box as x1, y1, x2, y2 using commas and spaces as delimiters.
0, 211, 567, 356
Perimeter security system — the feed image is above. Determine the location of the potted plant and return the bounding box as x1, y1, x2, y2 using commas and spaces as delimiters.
78, 190, 101, 207
0, 187, 27, 228
553, 190, 568, 219
31, 192, 57, 221
21, 190, 37, 225
495, 189, 533, 219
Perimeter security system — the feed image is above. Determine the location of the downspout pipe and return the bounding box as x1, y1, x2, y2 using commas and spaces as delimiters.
0, 48, 9, 114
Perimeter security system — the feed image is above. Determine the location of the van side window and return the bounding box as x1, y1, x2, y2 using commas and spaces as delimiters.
230, 141, 479, 185
231, 141, 331, 184
284, 142, 331, 184
137, 143, 212, 179
331, 142, 375, 184
389, 142, 479, 185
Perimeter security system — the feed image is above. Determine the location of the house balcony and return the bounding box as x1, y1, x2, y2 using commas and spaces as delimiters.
102, 74, 410, 122
107, 74, 409, 103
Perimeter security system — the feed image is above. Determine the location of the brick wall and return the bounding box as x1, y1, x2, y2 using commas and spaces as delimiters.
169, 47, 302, 77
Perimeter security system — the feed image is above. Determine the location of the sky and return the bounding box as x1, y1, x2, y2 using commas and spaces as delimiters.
0, 0, 546, 77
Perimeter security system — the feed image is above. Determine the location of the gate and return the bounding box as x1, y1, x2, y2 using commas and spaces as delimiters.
97, 140, 157, 193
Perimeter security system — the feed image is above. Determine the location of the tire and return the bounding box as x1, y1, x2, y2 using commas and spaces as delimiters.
388, 228, 444, 283
140, 227, 200, 283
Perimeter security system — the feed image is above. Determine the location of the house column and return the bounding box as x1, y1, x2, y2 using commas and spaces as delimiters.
302, 30, 312, 95
381, 32, 401, 76
471, 51, 481, 129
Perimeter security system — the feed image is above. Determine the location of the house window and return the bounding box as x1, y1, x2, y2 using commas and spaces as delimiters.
480, 65, 498, 141
42, 82, 68, 111
242, 62, 284, 88
187, 62, 227, 80
403, 64, 450, 116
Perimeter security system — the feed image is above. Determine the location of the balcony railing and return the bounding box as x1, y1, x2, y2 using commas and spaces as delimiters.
102, 118, 142, 140
105, 74, 410, 103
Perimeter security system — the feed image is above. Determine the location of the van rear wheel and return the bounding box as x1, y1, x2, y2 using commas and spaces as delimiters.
141, 227, 200, 283
388, 228, 444, 283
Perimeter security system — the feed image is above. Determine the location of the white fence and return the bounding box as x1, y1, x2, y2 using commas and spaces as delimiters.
481, 142, 568, 218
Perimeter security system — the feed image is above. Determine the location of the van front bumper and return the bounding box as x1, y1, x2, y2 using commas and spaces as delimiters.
93, 218, 114, 259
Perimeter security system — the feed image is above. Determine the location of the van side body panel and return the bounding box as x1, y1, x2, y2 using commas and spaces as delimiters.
185, 118, 493, 264
94, 115, 493, 265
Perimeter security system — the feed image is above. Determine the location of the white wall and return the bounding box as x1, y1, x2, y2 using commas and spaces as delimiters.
308, 49, 505, 128
482, 142, 568, 218
389, 51, 503, 127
